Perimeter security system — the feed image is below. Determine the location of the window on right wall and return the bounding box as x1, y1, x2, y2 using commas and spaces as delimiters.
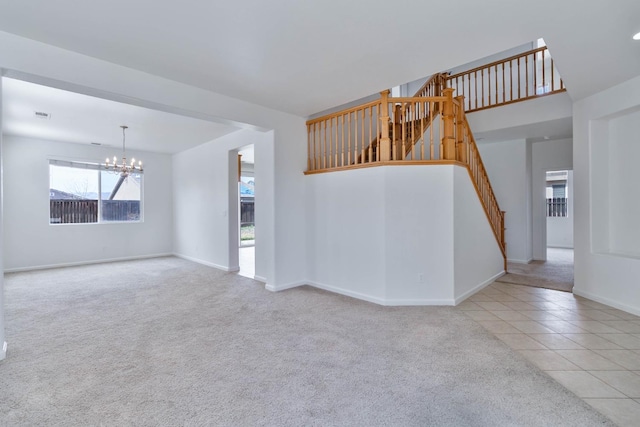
545, 170, 568, 217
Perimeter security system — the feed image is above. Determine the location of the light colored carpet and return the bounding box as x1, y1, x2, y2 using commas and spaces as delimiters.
0, 257, 612, 426
498, 248, 574, 292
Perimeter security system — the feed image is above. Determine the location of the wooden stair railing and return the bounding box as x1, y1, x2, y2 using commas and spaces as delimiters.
358, 97, 441, 164
413, 72, 448, 98
452, 95, 507, 262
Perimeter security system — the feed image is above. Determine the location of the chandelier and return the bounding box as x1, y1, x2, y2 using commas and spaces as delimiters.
105, 125, 143, 177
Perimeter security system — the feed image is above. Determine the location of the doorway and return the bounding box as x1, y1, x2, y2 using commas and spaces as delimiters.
498, 169, 574, 292
238, 144, 255, 279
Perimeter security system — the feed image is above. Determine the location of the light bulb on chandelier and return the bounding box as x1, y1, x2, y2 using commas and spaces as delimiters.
104, 125, 143, 178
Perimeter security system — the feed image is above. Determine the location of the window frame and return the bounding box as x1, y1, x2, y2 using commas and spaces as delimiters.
48, 159, 144, 225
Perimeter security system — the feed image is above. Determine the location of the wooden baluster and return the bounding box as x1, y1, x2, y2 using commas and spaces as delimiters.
533, 51, 537, 96
307, 124, 311, 170
502, 63, 505, 104
355, 110, 359, 163
517, 57, 521, 100
332, 116, 340, 168
525, 55, 529, 97
542, 49, 546, 93
347, 114, 352, 165
356, 110, 364, 163
430, 101, 435, 160
455, 96, 466, 163
411, 102, 416, 160
376, 103, 380, 162
494, 64, 498, 106
368, 106, 373, 162
442, 88, 456, 160
395, 104, 402, 161
420, 102, 425, 160
341, 115, 345, 167
322, 120, 326, 169
316, 123, 320, 170
509, 60, 513, 102
551, 57, 555, 91
501, 211, 507, 267
378, 90, 391, 161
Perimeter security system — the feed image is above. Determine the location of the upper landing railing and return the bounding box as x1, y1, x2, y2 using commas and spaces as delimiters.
445, 46, 565, 112
408, 47, 565, 113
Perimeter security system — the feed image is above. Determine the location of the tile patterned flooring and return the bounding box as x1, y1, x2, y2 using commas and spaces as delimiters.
238, 245, 255, 279
457, 282, 640, 426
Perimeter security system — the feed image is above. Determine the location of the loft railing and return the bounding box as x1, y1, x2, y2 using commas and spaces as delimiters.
446, 46, 565, 113
305, 89, 506, 259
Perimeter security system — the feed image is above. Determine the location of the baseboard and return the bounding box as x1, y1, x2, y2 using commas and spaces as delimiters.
572, 288, 640, 317
383, 297, 456, 306
265, 281, 305, 292
253, 275, 267, 283
305, 281, 455, 306
306, 281, 387, 305
454, 270, 505, 305
0, 341, 7, 361
173, 253, 238, 272
4, 253, 173, 273
508, 258, 533, 264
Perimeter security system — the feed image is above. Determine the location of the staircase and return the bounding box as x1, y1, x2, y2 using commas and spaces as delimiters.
304, 46, 567, 266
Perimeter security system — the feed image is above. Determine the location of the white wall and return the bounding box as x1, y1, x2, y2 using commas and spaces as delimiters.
608, 110, 640, 257
453, 166, 505, 301
478, 139, 532, 263
2, 136, 173, 270
306, 165, 503, 305
384, 166, 454, 304
172, 129, 273, 280
531, 138, 573, 257
573, 74, 640, 315
0, 30, 308, 290
306, 167, 387, 302
468, 92, 573, 137
0, 79, 6, 360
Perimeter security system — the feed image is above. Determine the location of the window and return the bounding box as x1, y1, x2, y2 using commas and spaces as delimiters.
546, 170, 568, 217
49, 160, 143, 224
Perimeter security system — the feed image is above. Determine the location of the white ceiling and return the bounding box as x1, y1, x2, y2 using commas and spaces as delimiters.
0, 1, 638, 117
1, 77, 240, 153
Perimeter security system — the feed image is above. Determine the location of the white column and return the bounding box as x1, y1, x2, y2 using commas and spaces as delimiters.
0, 76, 7, 360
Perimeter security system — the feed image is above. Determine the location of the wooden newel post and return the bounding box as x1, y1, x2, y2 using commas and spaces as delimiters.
455, 95, 467, 163
379, 90, 391, 161
442, 88, 456, 160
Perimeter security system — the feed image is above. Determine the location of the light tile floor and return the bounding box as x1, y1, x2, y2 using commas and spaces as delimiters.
457, 282, 640, 427
238, 245, 255, 279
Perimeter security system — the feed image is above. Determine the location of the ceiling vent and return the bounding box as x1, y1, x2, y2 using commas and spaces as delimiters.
34, 111, 51, 119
